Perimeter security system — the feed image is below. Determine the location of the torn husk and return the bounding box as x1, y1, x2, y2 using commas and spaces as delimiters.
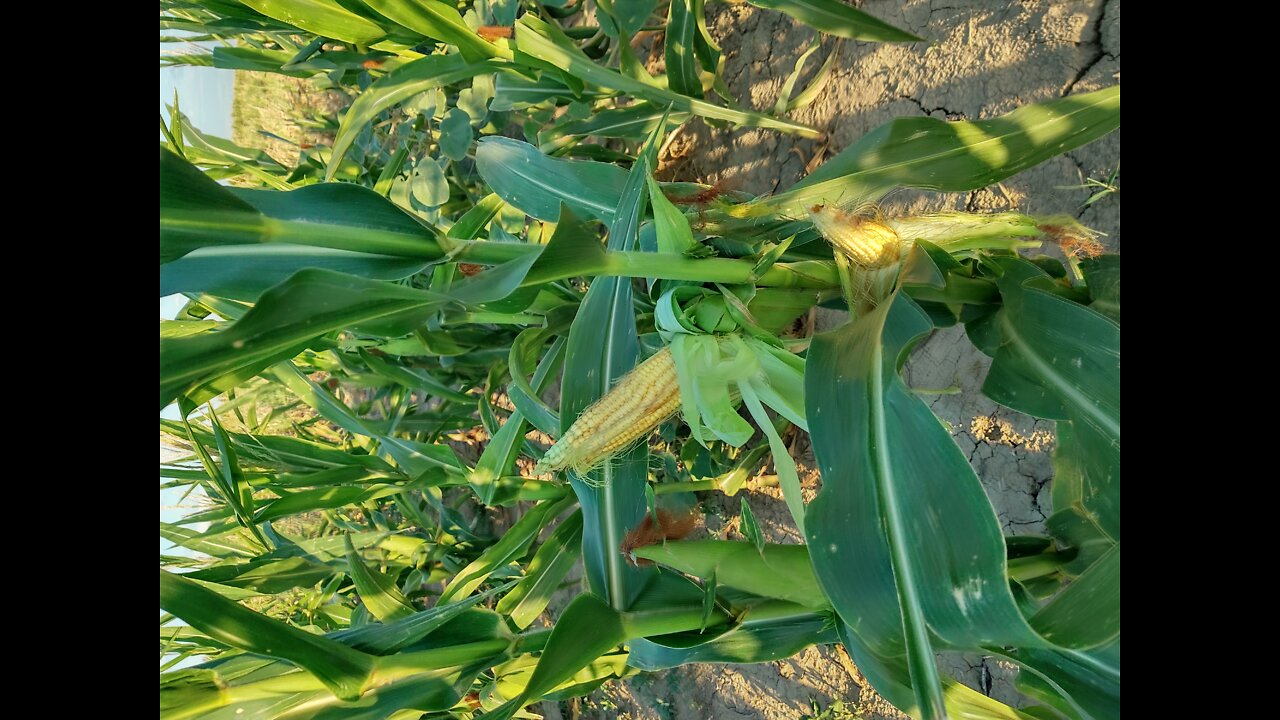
884, 211, 1101, 256
809, 206, 1105, 312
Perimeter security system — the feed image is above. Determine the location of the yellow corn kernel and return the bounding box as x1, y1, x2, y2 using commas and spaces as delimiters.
808, 204, 905, 268
534, 347, 682, 476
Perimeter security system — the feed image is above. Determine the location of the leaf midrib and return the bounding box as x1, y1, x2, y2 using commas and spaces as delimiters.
868, 332, 946, 719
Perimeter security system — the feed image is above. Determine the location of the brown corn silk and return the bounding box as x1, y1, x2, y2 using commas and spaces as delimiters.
621, 509, 700, 566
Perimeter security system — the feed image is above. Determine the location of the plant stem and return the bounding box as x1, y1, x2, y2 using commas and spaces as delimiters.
370, 639, 511, 682
622, 602, 731, 638
652, 475, 780, 495
1007, 551, 1073, 582
600, 252, 838, 288
653, 480, 717, 495
165, 210, 844, 288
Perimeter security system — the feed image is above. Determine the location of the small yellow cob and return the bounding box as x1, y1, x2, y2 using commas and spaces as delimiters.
808, 204, 905, 268
534, 347, 682, 476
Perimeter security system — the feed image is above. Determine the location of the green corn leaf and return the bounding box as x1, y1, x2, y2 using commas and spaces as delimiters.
740, 498, 765, 556
159, 270, 447, 409
645, 174, 697, 255
495, 510, 584, 628
358, 349, 475, 405
788, 40, 841, 111
334, 589, 514, 655
239, 0, 388, 44
159, 147, 260, 264
491, 71, 611, 112
160, 522, 261, 559
541, 104, 688, 150
345, 536, 417, 621
699, 570, 718, 632
629, 600, 836, 669
210, 45, 316, 77
598, 0, 658, 37
253, 484, 408, 523
622, 571, 732, 638
470, 330, 565, 503
828, 619, 1042, 720
770, 86, 1121, 213
1081, 254, 1120, 321
1010, 640, 1120, 720
160, 569, 377, 701
486, 593, 628, 719
967, 256, 1120, 542
476, 136, 629, 221
691, 0, 721, 72
164, 417, 394, 472
438, 493, 574, 603
447, 192, 507, 240
183, 556, 334, 594
1027, 544, 1120, 648
804, 295, 947, 718
804, 278, 1112, 718
469, 387, 528, 504
558, 125, 666, 611
268, 361, 471, 479
505, 329, 565, 438
182, 411, 267, 547
162, 648, 502, 720
161, 245, 541, 409
161, 149, 436, 298
739, 381, 805, 535
360, 0, 503, 62
665, 0, 702, 97
270, 361, 468, 477
631, 540, 825, 609
489, 575, 724, 716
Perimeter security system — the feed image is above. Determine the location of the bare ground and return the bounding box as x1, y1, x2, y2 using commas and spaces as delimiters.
566, 1, 1120, 717
231, 72, 347, 165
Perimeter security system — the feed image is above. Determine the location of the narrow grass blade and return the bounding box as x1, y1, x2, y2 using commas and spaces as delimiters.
515, 16, 819, 137
747, 0, 920, 42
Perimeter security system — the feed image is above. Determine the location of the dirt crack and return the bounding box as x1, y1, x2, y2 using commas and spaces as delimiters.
1062, 0, 1116, 96
896, 94, 966, 120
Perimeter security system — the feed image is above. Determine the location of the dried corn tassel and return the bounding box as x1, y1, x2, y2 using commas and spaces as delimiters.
534, 347, 682, 476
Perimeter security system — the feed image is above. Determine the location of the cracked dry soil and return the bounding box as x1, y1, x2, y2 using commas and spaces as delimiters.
552, 1, 1119, 717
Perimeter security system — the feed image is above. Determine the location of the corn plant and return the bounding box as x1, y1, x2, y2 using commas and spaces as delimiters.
160, 2, 1120, 719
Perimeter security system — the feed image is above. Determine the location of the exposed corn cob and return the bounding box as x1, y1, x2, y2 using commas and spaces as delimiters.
809, 204, 909, 313
808, 204, 906, 269
534, 347, 682, 476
